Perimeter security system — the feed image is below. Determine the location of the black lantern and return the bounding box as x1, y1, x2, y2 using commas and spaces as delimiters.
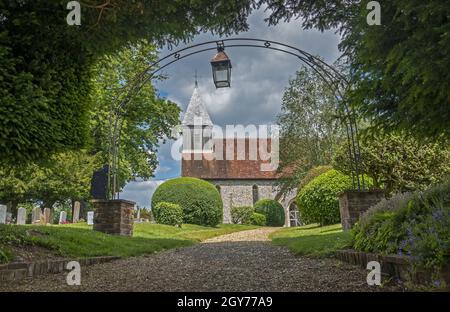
210, 47, 232, 88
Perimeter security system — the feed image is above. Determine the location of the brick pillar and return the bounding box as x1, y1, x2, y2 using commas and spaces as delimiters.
338, 190, 384, 230
91, 199, 135, 236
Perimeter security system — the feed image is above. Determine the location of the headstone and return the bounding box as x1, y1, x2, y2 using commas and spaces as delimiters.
17, 207, 27, 225
136, 206, 141, 220
59, 211, 67, 224
31, 207, 41, 224
73, 201, 80, 223
6, 212, 13, 224
87, 211, 94, 225
43, 208, 52, 225
0, 205, 6, 224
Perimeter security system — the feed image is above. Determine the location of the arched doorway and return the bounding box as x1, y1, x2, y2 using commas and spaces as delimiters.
288, 201, 301, 227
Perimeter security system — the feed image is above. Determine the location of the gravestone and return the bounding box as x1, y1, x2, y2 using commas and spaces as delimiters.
31, 207, 41, 224
6, 212, 12, 224
0, 205, 6, 224
59, 211, 67, 224
87, 211, 94, 225
43, 208, 52, 225
73, 201, 80, 223
136, 206, 141, 222
17, 207, 27, 225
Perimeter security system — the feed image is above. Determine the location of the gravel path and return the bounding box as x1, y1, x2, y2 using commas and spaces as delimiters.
0, 228, 398, 292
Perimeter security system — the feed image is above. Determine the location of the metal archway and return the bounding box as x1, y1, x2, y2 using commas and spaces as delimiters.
108, 38, 365, 199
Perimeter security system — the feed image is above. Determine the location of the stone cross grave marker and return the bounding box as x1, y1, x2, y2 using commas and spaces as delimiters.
0, 205, 6, 224
43, 208, 52, 225
17, 207, 27, 225
31, 207, 41, 224
87, 211, 94, 225
59, 211, 67, 224
73, 201, 80, 223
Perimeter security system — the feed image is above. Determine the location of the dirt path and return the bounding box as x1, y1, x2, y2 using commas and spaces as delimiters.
0, 228, 398, 292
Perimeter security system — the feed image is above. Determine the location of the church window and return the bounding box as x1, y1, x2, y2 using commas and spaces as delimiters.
252, 185, 259, 204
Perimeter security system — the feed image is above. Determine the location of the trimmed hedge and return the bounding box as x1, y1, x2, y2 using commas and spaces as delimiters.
296, 169, 353, 226
231, 206, 253, 224
153, 202, 183, 226
254, 199, 285, 227
299, 165, 333, 190
249, 212, 266, 226
352, 180, 450, 281
151, 177, 223, 226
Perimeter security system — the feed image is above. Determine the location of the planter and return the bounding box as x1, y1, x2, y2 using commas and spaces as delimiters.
338, 189, 384, 230
91, 199, 135, 236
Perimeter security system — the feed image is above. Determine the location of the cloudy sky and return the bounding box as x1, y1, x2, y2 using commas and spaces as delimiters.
121, 7, 341, 209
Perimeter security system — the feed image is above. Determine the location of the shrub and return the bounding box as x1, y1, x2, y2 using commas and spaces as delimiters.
153, 202, 183, 226
298, 165, 333, 190
249, 212, 266, 226
296, 169, 353, 226
231, 206, 254, 224
254, 199, 285, 226
151, 177, 223, 226
352, 179, 450, 285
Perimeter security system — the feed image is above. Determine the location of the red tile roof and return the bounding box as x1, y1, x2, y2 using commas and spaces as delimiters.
182, 138, 282, 180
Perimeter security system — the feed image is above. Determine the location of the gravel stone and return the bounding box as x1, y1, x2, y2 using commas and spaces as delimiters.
0, 228, 399, 292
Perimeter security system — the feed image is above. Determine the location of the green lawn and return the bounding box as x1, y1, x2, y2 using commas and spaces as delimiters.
270, 224, 352, 257
0, 223, 257, 263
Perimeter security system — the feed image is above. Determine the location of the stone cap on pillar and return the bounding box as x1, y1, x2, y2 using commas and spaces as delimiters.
337, 189, 384, 197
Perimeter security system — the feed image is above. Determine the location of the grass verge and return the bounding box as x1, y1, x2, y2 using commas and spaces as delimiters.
0, 223, 257, 263
270, 223, 352, 257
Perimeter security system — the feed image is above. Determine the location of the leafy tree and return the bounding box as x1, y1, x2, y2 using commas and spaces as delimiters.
0, 0, 255, 164
89, 39, 180, 186
277, 66, 343, 194
28, 151, 101, 208
333, 132, 450, 196
0, 150, 99, 212
260, 0, 450, 138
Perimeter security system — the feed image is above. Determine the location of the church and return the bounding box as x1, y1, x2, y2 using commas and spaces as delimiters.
181, 84, 299, 226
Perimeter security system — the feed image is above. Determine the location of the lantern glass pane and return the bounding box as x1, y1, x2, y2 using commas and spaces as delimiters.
214, 68, 228, 82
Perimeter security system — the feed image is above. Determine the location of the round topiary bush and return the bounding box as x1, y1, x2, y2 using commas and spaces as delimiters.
151, 177, 223, 226
296, 169, 353, 226
153, 202, 183, 226
254, 199, 285, 226
249, 212, 266, 226
231, 206, 254, 224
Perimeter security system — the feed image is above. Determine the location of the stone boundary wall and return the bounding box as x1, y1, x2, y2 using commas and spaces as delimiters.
336, 249, 450, 289
0, 256, 119, 283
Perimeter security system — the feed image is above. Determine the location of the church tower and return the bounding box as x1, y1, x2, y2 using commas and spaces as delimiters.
182, 80, 213, 153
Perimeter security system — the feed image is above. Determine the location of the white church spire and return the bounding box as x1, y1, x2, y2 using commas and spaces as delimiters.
182, 81, 213, 127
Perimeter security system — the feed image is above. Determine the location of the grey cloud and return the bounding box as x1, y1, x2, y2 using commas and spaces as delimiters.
120, 7, 340, 205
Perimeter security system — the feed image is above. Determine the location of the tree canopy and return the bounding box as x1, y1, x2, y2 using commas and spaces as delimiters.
277, 66, 343, 194
0, 0, 255, 164
333, 132, 450, 196
260, 0, 450, 138
90, 39, 180, 186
